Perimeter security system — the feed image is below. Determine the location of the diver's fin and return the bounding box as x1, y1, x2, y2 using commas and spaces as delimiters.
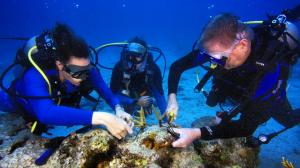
35, 148, 55, 165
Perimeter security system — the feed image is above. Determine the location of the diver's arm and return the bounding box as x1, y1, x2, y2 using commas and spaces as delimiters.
89, 68, 133, 123
115, 93, 137, 105
166, 49, 209, 119
172, 106, 267, 147
199, 119, 259, 140
89, 68, 121, 109
168, 49, 209, 95
172, 116, 260, 147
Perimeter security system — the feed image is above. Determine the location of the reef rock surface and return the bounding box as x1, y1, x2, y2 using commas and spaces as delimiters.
191, 116, 260, 168
0, 113, 259, 168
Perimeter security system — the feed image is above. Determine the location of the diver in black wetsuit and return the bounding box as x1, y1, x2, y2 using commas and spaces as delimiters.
165, 10, 300, 147
110, 37, 167, 118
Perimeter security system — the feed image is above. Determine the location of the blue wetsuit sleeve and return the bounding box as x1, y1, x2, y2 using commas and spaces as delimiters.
22, 69, 93, 126
115, 93, 136, 105
88, 68, 120, 109
168, 50, 209, 94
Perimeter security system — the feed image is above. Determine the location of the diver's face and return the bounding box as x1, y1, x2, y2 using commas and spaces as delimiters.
204, 39, 251, 69
56, 56, 91, 86
124, 51, 146, 72
132, 57, 143, 69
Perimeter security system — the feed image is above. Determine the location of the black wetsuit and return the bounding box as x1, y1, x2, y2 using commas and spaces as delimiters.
110, 57, 166, 115
168, 28, 300, 140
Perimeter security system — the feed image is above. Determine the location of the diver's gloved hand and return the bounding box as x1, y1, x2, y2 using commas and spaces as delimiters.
137, 96, 154, 107
92, 112, 133, 139
115, 105, 134, 128
171, 128, 201, 148
165, 93, 179, 121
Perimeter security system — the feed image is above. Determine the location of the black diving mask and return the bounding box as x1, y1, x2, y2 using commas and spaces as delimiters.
124, 51, 146, 64
122, 42, 148, 72
63, 64, 93, 80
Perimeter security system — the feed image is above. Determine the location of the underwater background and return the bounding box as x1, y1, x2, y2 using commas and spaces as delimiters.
0, 0, 299, 167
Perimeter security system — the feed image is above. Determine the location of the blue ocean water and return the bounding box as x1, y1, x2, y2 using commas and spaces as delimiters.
0, 0, 299, 167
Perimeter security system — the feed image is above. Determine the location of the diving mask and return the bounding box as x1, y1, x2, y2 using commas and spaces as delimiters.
123, 42, 147, 64
63, 64, 93, 80
204, 38, 241, 66
122, 42, 148, 72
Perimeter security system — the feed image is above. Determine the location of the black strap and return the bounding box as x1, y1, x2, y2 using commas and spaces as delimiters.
194, 69, 214, 93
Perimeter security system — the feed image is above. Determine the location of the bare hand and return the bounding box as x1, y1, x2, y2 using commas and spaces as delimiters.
165, 93, 179, 121
171, 128, 201, 148
92, 112, 133, 139
115, 105, 134, 128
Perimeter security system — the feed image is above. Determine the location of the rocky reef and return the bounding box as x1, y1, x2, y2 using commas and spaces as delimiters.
192, 116, 260, 168
0, 112, 47, 167
0, 112, 259, 168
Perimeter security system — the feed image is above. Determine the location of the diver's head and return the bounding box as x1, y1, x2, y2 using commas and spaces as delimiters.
121, 37, 148, 73
200, 13, 254, 69
54, 28, 92, 86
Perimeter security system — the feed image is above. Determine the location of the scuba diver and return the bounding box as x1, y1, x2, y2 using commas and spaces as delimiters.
110, 37, 167, 121
165, 9, 300, 148
0, 24, 133, 140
